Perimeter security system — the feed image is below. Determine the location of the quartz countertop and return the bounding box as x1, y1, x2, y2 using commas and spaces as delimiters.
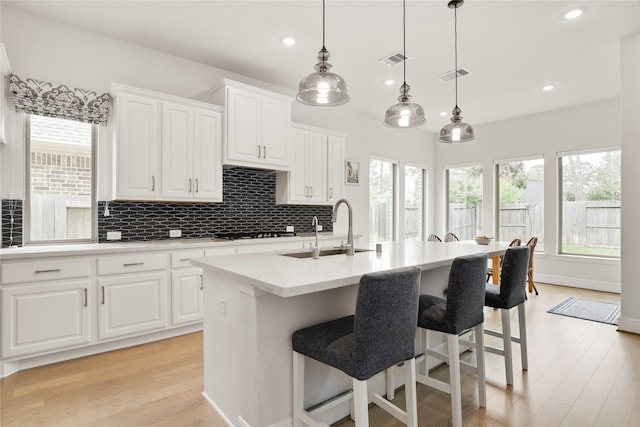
191, 240, 508, 298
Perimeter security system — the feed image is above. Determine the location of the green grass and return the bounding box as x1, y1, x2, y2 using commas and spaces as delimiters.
561, 245, 620, 258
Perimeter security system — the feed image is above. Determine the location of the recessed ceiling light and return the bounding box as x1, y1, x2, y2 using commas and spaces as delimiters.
384, 79, 395, 86
439, 111, 448, 116
542, 84, 555, 92
562, 8, 585, 20
281, 36, 296, 46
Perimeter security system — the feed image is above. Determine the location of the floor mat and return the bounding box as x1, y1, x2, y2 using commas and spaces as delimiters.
547, 297, 620, 325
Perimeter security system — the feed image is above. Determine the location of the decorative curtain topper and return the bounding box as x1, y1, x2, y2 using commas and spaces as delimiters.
8, 74, 111, 125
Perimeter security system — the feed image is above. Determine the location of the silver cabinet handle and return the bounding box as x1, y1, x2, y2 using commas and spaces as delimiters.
152, 175, 155, 191
84, 288, 88, 307
263, 146, 266, 159
305, 186, 309, 198
189, 178, 192, 193
35, 269, 61, 274
257, 145, 261, 158
180, 258, 189, 262
200, 274, 204, 291
123, 262, 144, 267
310, 186, 313, 197
101, 286, 105, 305
195, 178, 199, 193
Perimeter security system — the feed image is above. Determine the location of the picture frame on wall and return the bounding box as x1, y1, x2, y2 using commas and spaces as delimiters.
346, 159, 360, 185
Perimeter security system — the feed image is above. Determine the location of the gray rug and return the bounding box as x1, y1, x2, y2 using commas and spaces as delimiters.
547, 297, 620, 325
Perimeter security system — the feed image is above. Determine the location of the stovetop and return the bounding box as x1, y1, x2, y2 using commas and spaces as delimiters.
214, 231, 297, 241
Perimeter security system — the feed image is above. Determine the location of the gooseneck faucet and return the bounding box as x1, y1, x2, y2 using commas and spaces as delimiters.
332, 199, 354, 256
311, 216, 320, 259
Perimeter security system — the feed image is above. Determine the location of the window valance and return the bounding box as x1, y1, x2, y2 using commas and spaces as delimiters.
8, 74, 111, 125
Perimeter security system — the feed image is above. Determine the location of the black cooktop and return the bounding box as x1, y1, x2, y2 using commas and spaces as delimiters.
214, 231, 297, 240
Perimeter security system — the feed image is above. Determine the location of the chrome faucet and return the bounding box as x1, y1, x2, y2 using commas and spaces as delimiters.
311, 216, 320, 259
332, 199, 354, 256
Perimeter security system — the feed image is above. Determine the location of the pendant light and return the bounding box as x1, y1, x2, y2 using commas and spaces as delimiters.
297, 0, 349, 106
439, 0, 475, 143
383, 0, 426, 128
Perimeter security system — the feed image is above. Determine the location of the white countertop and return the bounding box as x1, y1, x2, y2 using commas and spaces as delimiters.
0, 233, 349, 260
191, 240, 508, 298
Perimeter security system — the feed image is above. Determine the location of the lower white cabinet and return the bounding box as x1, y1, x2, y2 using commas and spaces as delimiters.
1, 280, 91, 358
171, 268, 203, 325
97, 272, 168, 340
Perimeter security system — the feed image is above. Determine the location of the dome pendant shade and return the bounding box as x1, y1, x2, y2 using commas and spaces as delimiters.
438, 105, 475, 143
384, 82, 426, 128
297, 47, 349, 106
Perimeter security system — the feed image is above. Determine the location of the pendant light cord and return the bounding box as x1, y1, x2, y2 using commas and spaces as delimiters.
454, 4, 458, 107
322, 0, 326, 49
403, 0, 406, 85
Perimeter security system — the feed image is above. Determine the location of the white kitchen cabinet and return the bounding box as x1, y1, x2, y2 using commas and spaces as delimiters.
276, 124, 346, 205
210, 79, 292, 170
1, 280, 91, 358
161, 102, 222, 201
113, 91, 161, 200
171, 269, 203, 325
97, 272, 168, 340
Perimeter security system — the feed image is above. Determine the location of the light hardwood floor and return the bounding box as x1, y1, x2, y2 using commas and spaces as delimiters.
1, 283, 637, 426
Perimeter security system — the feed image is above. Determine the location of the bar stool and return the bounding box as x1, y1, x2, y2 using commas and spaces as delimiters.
444, 232, 460, 242
427, 234, 442, 242
484, 245, 530, 386
292, 266, 422, 426
415, 253, 488, 427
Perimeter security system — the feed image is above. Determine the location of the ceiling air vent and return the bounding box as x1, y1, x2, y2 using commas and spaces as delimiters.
437, 67, 471, 82
379, 52, 408, 66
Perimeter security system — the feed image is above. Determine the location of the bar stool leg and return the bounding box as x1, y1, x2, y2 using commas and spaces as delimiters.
474, 324, 487, 408
518, 303, 528, 371
447, 335, 463, 427
404, 358, 418, 427
386, 367, 395, 401
292, 351, 304, 427
501, 309, 514, 385
352, 379, 370, 425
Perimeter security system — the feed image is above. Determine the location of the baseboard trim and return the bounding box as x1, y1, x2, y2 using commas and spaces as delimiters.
534, 274, 620, 293
617, 316, 640, 334
201, 391, 235, 427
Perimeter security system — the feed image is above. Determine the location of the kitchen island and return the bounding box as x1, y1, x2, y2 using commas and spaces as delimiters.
191, 240, 507, 427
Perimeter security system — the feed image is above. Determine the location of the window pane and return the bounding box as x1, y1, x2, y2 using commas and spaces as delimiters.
404, 165, 424, 240
369, 159, 395, 242
497, 159, 544, 251
28, 115, 94, 242
447, 166, 482, 239
560, 150, 620, 257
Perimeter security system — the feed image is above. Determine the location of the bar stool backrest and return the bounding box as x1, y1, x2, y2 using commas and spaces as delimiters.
444, 253, 488, 333
428, 234, 442, 242
499, 246, 530, 307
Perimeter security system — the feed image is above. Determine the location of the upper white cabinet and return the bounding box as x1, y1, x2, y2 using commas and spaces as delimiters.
209, 79, 292, 170
276, 123, 346, 205
110, 84, 222, 202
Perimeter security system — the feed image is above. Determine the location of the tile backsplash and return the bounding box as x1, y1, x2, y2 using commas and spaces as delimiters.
2, 168, 334, 246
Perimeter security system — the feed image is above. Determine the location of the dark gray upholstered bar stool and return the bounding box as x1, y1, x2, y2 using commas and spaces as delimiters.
484, 245, 530, 386
292, 266, 421, 426
415, 254, 488, 427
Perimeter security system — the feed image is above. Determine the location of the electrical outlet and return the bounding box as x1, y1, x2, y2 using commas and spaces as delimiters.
316, 224, 323, 232
216, 297, 227, 315
106, 231, 121, 240
169, 229, 182, 238
286, 225, 294, 232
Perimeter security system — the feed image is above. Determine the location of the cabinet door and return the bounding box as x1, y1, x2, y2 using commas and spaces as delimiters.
171, 268, 203, 325
193, 108, 222, 201
116, 93, 160, 199
98, 272, 167, 340
225, 87, 261, 163
289, 129, 310, 203
327, 136, 345, 202
1, 281, 91, 358
307, 132, 328, 203
161, 102, 193, 199
261, 96, 291, 167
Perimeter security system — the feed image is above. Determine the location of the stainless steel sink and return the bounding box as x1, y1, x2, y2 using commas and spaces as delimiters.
279, 248, 373, 258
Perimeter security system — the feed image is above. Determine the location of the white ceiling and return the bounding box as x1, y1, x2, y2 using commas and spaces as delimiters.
4, 1, 639, 133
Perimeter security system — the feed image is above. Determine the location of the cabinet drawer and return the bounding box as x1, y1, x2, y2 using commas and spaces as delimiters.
204, 246, 237, 257
1, 258, 91, 285
97, 253, 167, 276
171, 249, 205, 268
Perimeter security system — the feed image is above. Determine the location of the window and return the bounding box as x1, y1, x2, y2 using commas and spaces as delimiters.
404, 165, 426, 240
26, 115, 96, 243
446, 165, 482, 239
496, 158, 544, 251
369, 158, 397, 242
559, 149, 621, 257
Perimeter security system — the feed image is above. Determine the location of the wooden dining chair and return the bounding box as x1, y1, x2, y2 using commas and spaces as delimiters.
486, 238, 521, 283
427, 234, 442, 242
526, 236, 539, 295
444, 232, 460, 242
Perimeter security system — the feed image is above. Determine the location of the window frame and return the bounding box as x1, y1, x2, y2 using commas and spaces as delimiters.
444, 162, 483, 239
404, 162, 428, 241
369, 156, 399, 242
24, 114, 98, 245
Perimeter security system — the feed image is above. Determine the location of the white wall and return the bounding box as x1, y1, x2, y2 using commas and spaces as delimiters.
434, 99, 622, 292
0, 6, 435, 242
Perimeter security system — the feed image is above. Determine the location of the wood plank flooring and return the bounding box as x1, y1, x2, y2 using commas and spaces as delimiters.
1, 283, 637, 426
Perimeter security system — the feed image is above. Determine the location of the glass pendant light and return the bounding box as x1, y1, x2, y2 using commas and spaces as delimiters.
297, 0, 349, 106
384, 0, 426, 128
439, 0, 475, 143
